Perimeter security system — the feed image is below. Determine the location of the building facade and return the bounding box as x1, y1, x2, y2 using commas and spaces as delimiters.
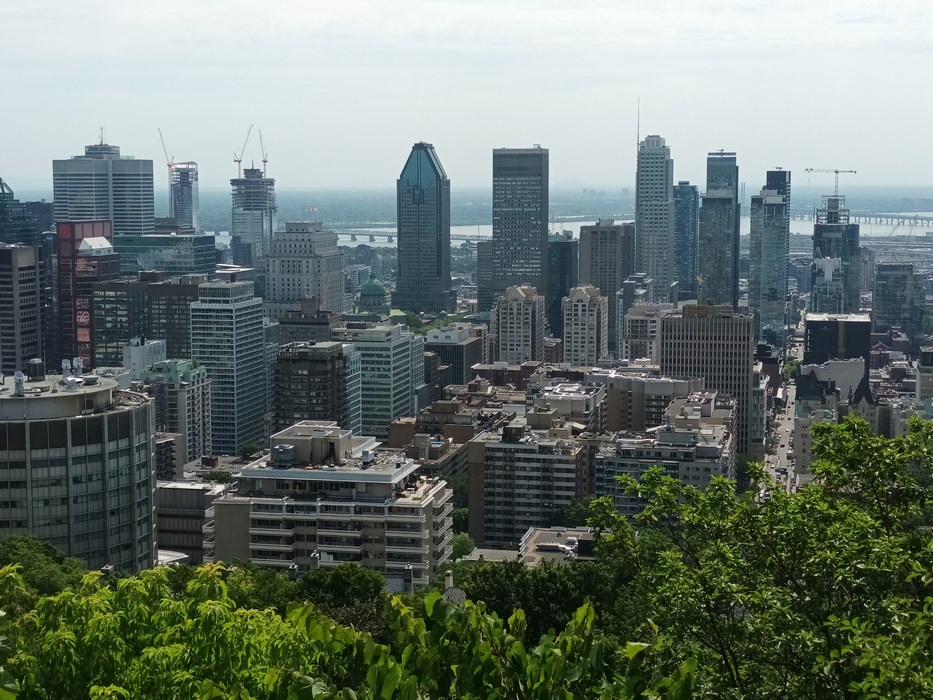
873, 262, 925, 339
0, 177, 40, 246
697, 152, 740, 309
0, 245, 44, 375
635, 135, 675, 301
546, 232, 579, 338
672, 181, 699, 299
264, 222, 346, 317
425, 325, 484, 385
142, 359, 212, 464
168, 161, 200, 231
561, 285, 608, 366
493, 285, 545, 364
579, 220, 636, 353
230, 167, 276, 265
749, 185, 789, 346
812, 196, 860, 314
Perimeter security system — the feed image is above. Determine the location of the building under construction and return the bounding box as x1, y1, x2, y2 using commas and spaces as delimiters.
169, 161, 199, 231
230, 167, 276, 265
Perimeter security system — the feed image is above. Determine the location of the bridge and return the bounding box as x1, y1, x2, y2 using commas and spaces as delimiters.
791, 213, 933, 227
335, 229, 491, 243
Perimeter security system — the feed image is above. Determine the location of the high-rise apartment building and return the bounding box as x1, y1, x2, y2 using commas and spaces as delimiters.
331, 323, 425, 438
230, 167, 276, 265
749, 182, 789, 346
492, 285, 545, 364
190, 281, 266, 455
672, 181, 699, 299
53, 141, 155, 236
0, 245, 44, 374
271, 341, 361, 434
697, 152, 740, 309
0, 177, 40, 246
635, 135, 675, 301
621, 302, 676, 362
562, 285, 608, 366
659, 304, 755, 453
546, 232, 579, 337
168, 162, 199, 231
873, 262, 925, 339
484, 147, 548, 308
425, 325, 484, 385
278, 297, 345, 344
579, 220, 636, 352
54, 220, 121, 367
264, 222, 346, 318
142, 359, 212, 465
812, 196, 860, 313
0, 370, 155, 571
394, 142, 455, 313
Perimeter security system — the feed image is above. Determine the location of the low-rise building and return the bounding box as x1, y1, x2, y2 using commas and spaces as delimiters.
533, 381, 607, 432
156, 480, 228, 565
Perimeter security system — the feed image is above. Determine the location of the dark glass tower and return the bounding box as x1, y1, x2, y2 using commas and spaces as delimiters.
394, 142, 454, 313
672, 181, 698, 299
697, 152, 740, 309
812, 195, 860, 313
0, 177, 40, 246
546, 232, 579, 337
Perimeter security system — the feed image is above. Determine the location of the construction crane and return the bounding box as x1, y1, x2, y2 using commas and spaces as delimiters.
157, 128, 174, 167
234, 125, 254, 178
258, 129, 268, 177
804, 168, 857, 197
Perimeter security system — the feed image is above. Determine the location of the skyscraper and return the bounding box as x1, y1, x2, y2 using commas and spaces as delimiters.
169, 162, 200, 231
697, 152, 740, 309
484, 147, 548, 308
578, 220, 635, 353
394, 142, 455, 313
230, 167, 276, 265
492, 285, 545, 364
562, 285, 608, 366
812, 196, 860, 313
873, 262, 925, 339
142, 359, 212, 465
0, 245, 44, 374
546, 232, 579, 337
0, 177, 40, 246
672, 181, 699, 299
53, 141, 155, 236
749, 172, 790, 346
264, 221, 346, 318
635, 135, 675, 301
190, 280, 266, 455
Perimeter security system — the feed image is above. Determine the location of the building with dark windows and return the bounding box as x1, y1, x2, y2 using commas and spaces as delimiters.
873, 262, 925, 340
230, 167, 276, 265
169, 161, 199, 231
672, 181, 699, 299
91, 277, 153, 367
812, 196, 860, 313
0, 245, 45, 374
52, 141, 155, 236
635, 135, 675, 301
697, 152, 740, 309
483, 147, 548, 309
0, 177, 40, 246
425, 325, 484, 385
143, 359, 212, 465
803, 312, 872, 373
546, 232, 578, 337
749, 176, 790, 346
394, 142, 455, 313
113, 229, 216, 277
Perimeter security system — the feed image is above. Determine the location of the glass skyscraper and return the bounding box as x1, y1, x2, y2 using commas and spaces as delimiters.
698, 152, 740, 309
635, 135, 675, 301
749, 170, 790, 346
672, 181, 698, 299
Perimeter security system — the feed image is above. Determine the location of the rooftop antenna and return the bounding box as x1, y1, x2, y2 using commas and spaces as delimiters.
99, 126, 105, 145
258, 129, 268, 177
234, 124, 254, 178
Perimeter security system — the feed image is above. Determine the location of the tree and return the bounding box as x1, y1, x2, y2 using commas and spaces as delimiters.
450, 533, 475, 560
238, 443, 260, 461
204, 470, 233, 484
781, 357, 801, 382
0, 536, 85, 598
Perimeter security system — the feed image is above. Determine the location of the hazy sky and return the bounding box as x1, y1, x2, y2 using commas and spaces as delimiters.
3, 1, 931, 192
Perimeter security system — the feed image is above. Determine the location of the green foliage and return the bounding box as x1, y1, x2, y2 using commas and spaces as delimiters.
0, 536, 85, 598
237, 443, 260, 460
450, 533, 475, 560
204, 470, 233, 484
781, 357, 801, 382
451, 506, 468, 534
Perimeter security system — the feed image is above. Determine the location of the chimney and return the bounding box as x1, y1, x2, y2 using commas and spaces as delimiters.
444, 571, 454, 590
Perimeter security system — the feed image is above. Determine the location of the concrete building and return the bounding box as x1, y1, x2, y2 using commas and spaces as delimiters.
635, 135, 676, 301
484, 147, 549, 308
749, 185, 789, 346
264, 222, 346, 318
52, 141, 155, 236
271, 341, 361, 434
812, 195, 860, 313
533, 381, 607, 432
586, 370, 705, 432
190, 281, 266, 455
142, 359, 212, 465
425, 325, 484, 385
561, 285, 608, 366
803, 313, 872, 372
621, 302, 675, 362
697, 152, 740, 309
492, 285, 545, 364
546, 232, 579, 337
578, 220, 636, 352
915, 347, 933, 406
205, 421, 453, 587
122, 337, 166, 380
230, 167, 276, 265
0, 244, 44, 375
168, 161, 199, 231
155, 480, 225, 565
394, 142, 455, 313
277, 297, 345, 344
659, 304, 755, 453
672, 181, 699, 299
0, 370, 155, 571
331, 323, 425, 438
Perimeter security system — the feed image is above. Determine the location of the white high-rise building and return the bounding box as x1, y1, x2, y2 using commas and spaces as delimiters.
635, 135, 675, 302
492, 285, 544, 364
53, 141, 155, 235
264, 222, 346, 318
562, 285, 608, 366
190, 281, 266, 455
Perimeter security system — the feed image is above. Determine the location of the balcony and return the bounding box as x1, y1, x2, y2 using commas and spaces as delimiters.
203, 550, 216, 563
250, 525, 295, 536
432, 488, 453, 507
202, 536, 216, 550
202, 520, 215, 535
249, 541, 295, 553
385, 541, 430, 555
318, 541, 365, 554
250, 557, 295, 568
433, 530, 453, 550
384, 560, 429, 570
433, 503, 453, 521
385, 511, 426, 524
316, 507, 355, 520
386, 524, 429, 537
317, 524, 363, 537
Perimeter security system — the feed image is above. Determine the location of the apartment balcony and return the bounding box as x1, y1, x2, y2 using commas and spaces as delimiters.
202, 520, 215, 535
203, 550, 216, 563
250, 557, 295, 568
250, 525, 295, 536
433, 502, 453, 521
318, 553, 363, 566
317, 524, 363, 537
385, 511, 427, 524
433, 530, 453, 550
385, 540, 430, 555
248, 541, 295, 553
316, 507, 355, 520
386, 524, 430, 537
432, 488, 453, 507
318, 541, 365, 554
202, 536, 215, 550
384, 560, 429, 570
435, 545, 453, 567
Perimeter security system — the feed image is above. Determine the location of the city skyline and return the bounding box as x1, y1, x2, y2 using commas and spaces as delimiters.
3, 1, 932, 190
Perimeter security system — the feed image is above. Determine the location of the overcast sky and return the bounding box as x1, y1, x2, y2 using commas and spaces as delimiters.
2, 1, 931, 192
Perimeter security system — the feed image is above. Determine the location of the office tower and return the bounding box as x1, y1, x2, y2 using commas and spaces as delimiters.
810, 258, 845, 313
0, 177, 40, 246
812, 195, 860, 313
659, 304, 755, 453
207, 422, 453, 585
545, 232, 579, 337
271, 341, 360, 433
113, 228, 216, 277
749, 186, 789, 346
147, 273, 205, 358
622, 302, 676, 362
142, 359, 212, 464
169, 161, 199, 231
0, 245, 44, 374
264, 222, 346, 318
635, 135, 676, 301
278, 297, 345, 344
54, 221, 121, 367
484, 147, 548, 307
873, 262, 925, 338
615, 272, 655, 355
579, 220, 636, 352
0, 369, 155, 571
53, 141, 155, 236
476, 239, 497, 312
230, 167, 276, 265
23, 200, 54, 238
697, 152, 740, 309
562, 285, 608, 366
331, 323, 425, 438
672, 181, 699, 299
394, 142, 455, 313
91, 277, 154, 367
425, 325, 484, 384
492, 285, 545, 364
803, 313, 872, 369
190, 280, 266, 455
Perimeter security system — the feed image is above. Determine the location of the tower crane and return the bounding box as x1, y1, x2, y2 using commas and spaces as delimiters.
158, 128, 175, 198
804, 168, 857, 197
258, 129, 268, 177
234, 125, 254, 178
